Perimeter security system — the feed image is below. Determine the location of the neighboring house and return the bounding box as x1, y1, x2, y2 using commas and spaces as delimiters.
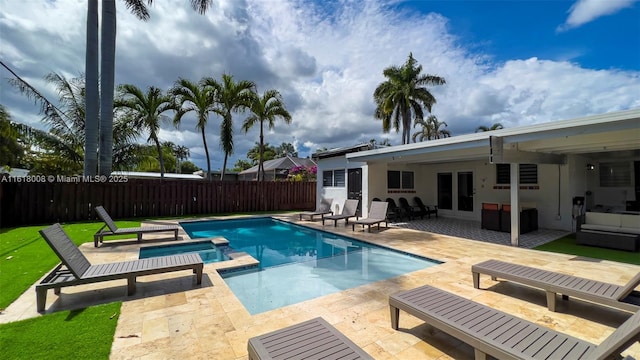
111, 171, 204, 180
0, 167, 29, 178
314, 109, 640, 246
239, 156, 316, 181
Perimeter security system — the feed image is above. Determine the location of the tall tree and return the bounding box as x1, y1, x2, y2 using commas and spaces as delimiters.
84, 0, 99, 175
6, 70, 138, 174
171, 78, 216, 180
204, 74, 255, 180
476, 123, 504, 132
412, 114, 451, 142
373, 53, 445, 144
90, 0, 212, 176
275, 142, 297, 157
116, 84, 176, 178
247, 142, 277, 166
242, 89, 292, 181
0, 105, 25, 168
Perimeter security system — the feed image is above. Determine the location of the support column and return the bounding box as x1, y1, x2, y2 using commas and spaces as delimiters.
510, 163, 520, 246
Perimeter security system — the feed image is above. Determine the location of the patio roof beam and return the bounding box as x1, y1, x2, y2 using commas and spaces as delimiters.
491, 136, 566, 164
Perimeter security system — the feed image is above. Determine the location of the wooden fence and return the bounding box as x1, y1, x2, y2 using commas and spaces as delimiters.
0, 179, 316, 227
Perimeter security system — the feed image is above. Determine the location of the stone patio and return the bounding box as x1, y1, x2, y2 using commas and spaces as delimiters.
2, 215, 639, 359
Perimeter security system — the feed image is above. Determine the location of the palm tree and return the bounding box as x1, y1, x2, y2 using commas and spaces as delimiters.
242, 89, 292, 181
174, 144, 190, 173
116, 84, 177, 178
476, 123, 504, 132
204, 74, 255, 180
412, 115, 451, 142
5, 68, 138, 174
171, 78, 216, 180
90, 0, 212, 176
374, 53, 446, 144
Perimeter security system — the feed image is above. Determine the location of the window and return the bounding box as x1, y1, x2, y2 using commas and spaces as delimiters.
600, 162, 631, 187
387, 171, 400, 189
387, 171, 414, 189
496, 164, 538, 184
322, 169, 345, 187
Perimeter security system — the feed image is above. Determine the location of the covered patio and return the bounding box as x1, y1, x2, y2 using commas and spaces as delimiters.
391, 217, 570, 248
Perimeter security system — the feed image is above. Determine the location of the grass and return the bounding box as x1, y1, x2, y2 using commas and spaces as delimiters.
0, 302, 120, 359
534, 234, 640, 265
0, 220, 140, 310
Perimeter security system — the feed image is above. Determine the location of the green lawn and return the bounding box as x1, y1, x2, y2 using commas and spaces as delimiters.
534, 234, 640, 265
0, 302, 120, 359
0, 220, 140, 310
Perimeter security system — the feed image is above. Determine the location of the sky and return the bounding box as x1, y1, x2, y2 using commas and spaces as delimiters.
1, 0, 639, 172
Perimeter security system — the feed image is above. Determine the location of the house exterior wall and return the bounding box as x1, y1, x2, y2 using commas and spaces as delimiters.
316, 156, 368, 215
318, 152, 639, 232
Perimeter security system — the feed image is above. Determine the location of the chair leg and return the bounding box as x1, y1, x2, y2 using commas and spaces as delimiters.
36, 287, 47, 312
127, 277, 137, 296
194, 266, 203, 285
474, 349, 488, 360
390, 306, 400, 330
473, 272, 480, 289
546, 291, 557, 312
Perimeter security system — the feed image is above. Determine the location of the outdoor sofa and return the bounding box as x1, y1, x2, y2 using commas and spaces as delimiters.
247, 317, 373, 360
93, 205, 179, 247
37, 223, 203, 312
472, 259, 640, 312
577, 212, 640, 251
390, 284, 640, 360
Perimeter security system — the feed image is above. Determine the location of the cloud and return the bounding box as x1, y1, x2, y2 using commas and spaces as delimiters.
1, 0, 639, 172
557, 0, 638, 31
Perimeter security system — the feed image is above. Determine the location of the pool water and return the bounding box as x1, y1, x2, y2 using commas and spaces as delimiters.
180, 217, 441, 314
139, 240, 229, 263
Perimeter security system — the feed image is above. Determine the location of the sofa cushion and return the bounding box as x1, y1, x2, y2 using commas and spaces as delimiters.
617, 227, 640, 235
585, 212, 621, 227
620, 214, 640, 229
581, 224, 621, 232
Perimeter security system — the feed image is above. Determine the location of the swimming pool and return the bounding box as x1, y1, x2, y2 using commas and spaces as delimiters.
139, 239, 230, 263
180, 217, 441, 314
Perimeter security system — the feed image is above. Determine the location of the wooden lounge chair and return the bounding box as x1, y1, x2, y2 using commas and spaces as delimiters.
248, 317, 373, 360
299, 198, 333, 221
37, 223, 203, 312
322, 199, 359, 226
94, 205, 179, 247
399, 197, 420, 220
472, 259, 640, 313
390, 284, 640, 360
413, 196, 438, 218
352, 201, 388, 232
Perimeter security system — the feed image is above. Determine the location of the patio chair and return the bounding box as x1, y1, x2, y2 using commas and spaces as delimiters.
94, 205, 179, 247
36, 223, 203, 312
322, 199, 359, 226
413, 196, 438, 218
480, 203, 501, 231
299, 198, 333, 221
385, 198, 406, 221
352, 201, 388, 232
248, 317, 373, 360
472, 259, 640, 313
390, 284, 640, 360
398, 197, 421, 220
